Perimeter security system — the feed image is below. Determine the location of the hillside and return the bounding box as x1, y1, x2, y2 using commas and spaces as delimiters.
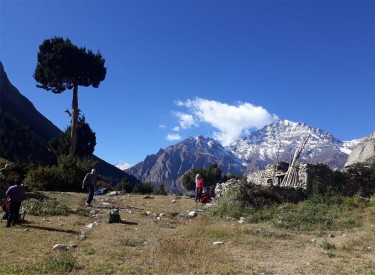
0, 61, 135, 185
1, 191, 374, 274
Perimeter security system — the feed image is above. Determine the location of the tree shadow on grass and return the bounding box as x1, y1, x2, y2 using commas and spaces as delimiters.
21, 223, 79, 234
108, 220, 138, 225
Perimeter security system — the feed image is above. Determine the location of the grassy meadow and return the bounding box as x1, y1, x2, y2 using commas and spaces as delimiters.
1, 191, 375, 274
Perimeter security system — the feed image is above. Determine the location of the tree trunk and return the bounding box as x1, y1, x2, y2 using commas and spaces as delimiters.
69, 84, 79, 156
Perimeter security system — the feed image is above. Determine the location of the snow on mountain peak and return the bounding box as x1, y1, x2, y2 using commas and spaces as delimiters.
115, 161, 133, 170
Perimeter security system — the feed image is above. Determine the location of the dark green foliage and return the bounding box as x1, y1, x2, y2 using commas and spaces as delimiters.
133, 182, 153, 194
25, 155, 96, 191
34, 37, 106, 93
342, 163, 375, 197
305, 162, 375, 197
236, 182, 306, 210
154, 184, 167, 195
182, 168, 205, 191
181, 164, 223, 191
116, 178, 134, 193
0, 110, 56, 165
49, 115, 96, 157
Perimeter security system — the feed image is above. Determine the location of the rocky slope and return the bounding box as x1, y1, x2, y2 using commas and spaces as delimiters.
345, 132, 375, 166
126, 136, 245, 192
228, 120, 359, 173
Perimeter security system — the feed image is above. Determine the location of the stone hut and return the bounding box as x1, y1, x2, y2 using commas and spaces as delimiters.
247, 161, 333, 190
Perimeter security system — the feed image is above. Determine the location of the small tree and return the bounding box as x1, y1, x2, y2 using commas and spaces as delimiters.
181, 164, 223, 191
49, 115, 96, 157
34, 37, 106, 156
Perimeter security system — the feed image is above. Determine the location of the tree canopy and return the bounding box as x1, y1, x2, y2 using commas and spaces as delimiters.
34, 37, 106, 93
181, 164, 223, 191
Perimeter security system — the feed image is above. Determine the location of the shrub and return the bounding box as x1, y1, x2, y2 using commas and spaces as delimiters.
154, 184, 167, 195
22, 197, 71, 216
116, 178, 134, 193
25, 155, 96, 191
133, 182, 153, 194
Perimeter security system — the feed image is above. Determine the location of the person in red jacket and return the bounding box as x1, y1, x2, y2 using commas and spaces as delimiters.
195, 174, 204, 203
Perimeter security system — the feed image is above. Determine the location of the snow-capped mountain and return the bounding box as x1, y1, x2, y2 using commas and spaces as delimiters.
115, 161, 133, 170
228, 119, 357, 173
125, 119, 364, 193
126, 136, 245, 193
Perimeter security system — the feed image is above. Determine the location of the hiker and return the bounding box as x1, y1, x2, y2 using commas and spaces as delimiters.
195, 174, 204, 203
5, 178, 25, 227
82, 168, 96, 206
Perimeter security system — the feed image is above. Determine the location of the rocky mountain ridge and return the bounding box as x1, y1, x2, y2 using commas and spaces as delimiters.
126, 136, 245, 193
126, 120, 366, 192
228, 120, 362, 173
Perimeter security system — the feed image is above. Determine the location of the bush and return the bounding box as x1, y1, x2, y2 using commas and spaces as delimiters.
133, 182, 153, 194
154, 184, 167, 195
274, 192, 368, 232
211, 187, 245, 219
116, 178, 134, 193
22, 197, 71, 216
25, 155, 96, 191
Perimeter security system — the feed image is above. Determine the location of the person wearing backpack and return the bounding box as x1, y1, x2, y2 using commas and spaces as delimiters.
195, 174, 204, 203
82, 169, 96, 207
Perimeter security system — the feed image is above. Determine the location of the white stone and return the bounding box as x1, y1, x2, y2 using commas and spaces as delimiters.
188, 211, 197, 217
213, 241, 224, 245
52, 244, 65, 250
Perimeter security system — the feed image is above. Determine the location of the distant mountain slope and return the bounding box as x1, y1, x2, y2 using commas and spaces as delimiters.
0, 61, 135, 184
126, 136, 245, 193
228, 120, 357, 173
0, 61, 61, 140
345, 132, 375, 167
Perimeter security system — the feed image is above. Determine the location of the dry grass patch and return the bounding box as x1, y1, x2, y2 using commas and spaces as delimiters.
1, 192, 375, 274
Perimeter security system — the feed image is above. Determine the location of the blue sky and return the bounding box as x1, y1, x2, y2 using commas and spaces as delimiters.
1, 0, 374, 167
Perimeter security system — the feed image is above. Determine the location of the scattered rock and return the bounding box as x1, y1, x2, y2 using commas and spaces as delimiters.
146, 211, 152, 216
213, 241, 224, 245
171, 199, 177, 203
239, 217, 245, 224
86, 221, 98, 229
52, 244, 65, 250
188, 211, 197, 217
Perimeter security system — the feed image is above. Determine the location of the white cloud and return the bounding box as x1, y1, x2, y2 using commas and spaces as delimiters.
158, 124, 167, 129
166, 133, 182, 141
175, 97, 278, 145
173, 112, 198, 130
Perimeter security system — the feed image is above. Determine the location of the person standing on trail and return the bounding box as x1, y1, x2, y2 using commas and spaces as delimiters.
195, 174, 204, 203
82, 169, 96, 207
5, 178, 25, 227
